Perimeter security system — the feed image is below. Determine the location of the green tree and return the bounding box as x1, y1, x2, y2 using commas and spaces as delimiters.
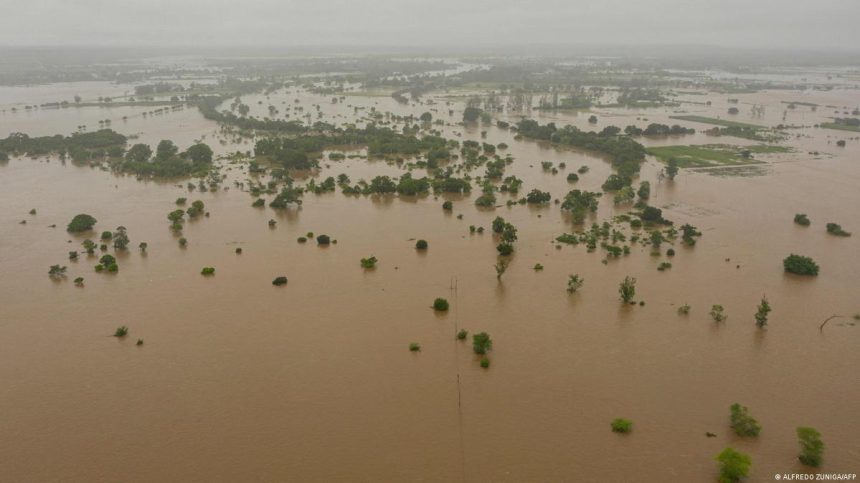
754, 297, 771, 328
619, 276, 636, 303
567, 274, 584, 293
797, 427, 824, 467
67, 214, 97, 233
125, 143, 152, 163
494, 260, 508, 280
730, 403, 761, 437
156, 140, 178, 161
472, 332, 492, 355
715, 447, 751, 483
185, 143, 213, 166
783, 254, 819, 276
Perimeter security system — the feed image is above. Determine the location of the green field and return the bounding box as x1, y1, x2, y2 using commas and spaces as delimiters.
647, 144, 790, 168
820, 122, 860, 132
669, 115, 767, 130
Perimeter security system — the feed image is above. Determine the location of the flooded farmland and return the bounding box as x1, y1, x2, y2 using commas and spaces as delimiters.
0, 51, 858, 483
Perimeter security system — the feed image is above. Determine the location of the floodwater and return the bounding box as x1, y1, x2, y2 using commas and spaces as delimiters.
1, 71, 859, 483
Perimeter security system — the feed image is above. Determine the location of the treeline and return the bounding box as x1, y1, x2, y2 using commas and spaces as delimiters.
0, 129, 127, 161
254, 126, 450, 170
625, 123, 695, 136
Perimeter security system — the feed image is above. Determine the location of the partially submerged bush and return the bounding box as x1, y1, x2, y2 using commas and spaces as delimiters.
619, 276, 636, 303
480, 358, 490, 368
710, 305, 727, 322
794, 213, 810, 226
715, 447, 751, 483
316, 234, 331, 245
360, 256, 378, 269
457, 329, 468, 340
442, 200, 453, 211
826, 222, 851, 237
114, 326, 128, 337
67, 214, 97, 233
433, 298, 449, 311
409, 342, 421, 352
415, 239, 428, 250
783, 254, 819, 276
730, 403, 761, 437
566, 274, 584, 293
797, 427, 824, 467
201, 267, 215, 276
272, 276, 288, 286
472, 332, 492, 355
611, 418, 633, 433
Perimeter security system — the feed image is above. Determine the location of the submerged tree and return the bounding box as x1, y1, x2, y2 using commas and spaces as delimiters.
472, 332, 492, 355
494, 260, 508, 280
567, 274, 584, 293
67, 214, 97, 233
619, 276, 636, 303
730, 403, 761, 437
754, 297, 771, 328
797, 427, 824, 467
710, 305, 727, 322
715, 447, 751, 483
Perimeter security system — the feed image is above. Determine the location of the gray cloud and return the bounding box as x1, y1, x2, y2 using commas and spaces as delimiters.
1, 0, 858, 50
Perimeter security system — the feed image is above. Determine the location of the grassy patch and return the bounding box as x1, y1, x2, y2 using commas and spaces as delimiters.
820, 122, 860, 132
647, 144, 788, 168
670, 115, 766, 130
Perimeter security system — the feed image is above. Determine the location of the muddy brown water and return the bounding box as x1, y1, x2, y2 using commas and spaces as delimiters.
1, 77, 859, 482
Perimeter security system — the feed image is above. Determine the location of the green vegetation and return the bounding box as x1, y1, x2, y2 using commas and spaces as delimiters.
826, 222, 851, 237
67, 214, 97, 233
457, 329, 468, 340
48, 265, 67, 277
619, 276, 636, 303
201, 267, 215, 276
272, 276, 288, 286
710, 305, 727, 322
566, 274, 584, 293
610, 418, 633, 433
409, 343, 421, 352
784, 254, 819, 276
433, 298, 449, 311
797, 427, 824, 467
480, 358, 490, 368
820, 118, 860, 132
794, 213, 810, 226
415, 239, 428, 250
442, 200, 453, 211
715, 447, 751, 483
74, 277, 84, 286
316, 234, 331, 245
360, 256, 378, 269
472, 332, 492, 355
677, 304, 691, 315
647, 144, 787, 168
730, 403, 761, 437
669, 115, 765, 130
754, 297, 771, 328
494, 260, 508, 280
114, 326, 129, 338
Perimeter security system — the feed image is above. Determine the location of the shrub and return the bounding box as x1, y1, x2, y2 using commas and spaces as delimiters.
252, 198, 265, 207
433, 298, 449, 311
48, 265, 67, 277
101, 231, 112, 241
235, 247, 242, 254
316, 234, 331, 245
715, 447, 751, 483
442, 200, 453, 211
409, 343, 421, 352
826, 222, 851, 236
567, 274, 584, 293
472, 332, 492, 355
533, 263, 544, 271
297, 237, 307, 243
99, 254, 116, 267
566, 172, 579, 183
754, 297, 771, 328
360, 256, 378, 268
201, 267, 215, 276
657, 262, 672, 271
710, 305, 727, 322
114, 326, 128, 337
619, 276, 636, 303
415, 239, 428, 249
74, 277, 84, 286
610, 418, 632, 433
272, 276, 288, 286
176, 197, 187, 205
677, 304, 691, 315
496, 242, 514, 256
794, 213, 810, 226
730, 403, 761, 437
783, 254, 819, 276
136, 339, 144, 346
666, 248, 675, 257
179, 237, 188, 247
480, 358, 490, 368
457, 329, 468, 340
67, 214, 97, 233
797, 427, 824, 467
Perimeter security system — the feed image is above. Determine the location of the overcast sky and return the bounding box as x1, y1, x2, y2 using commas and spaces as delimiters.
1, 0, 858, 51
